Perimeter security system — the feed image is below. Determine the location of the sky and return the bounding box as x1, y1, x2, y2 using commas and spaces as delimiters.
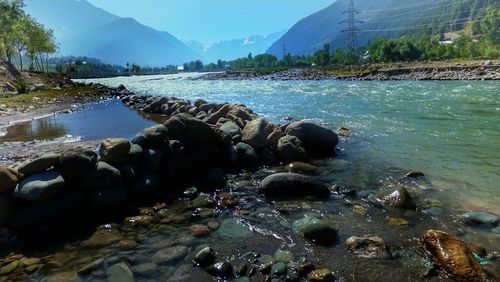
86, 0, 335, 44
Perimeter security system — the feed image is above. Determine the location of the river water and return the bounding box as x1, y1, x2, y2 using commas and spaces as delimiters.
1, 74, 498, 281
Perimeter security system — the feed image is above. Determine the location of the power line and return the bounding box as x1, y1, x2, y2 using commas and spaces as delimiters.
361, 16, 494, 32
363, 6, 494, 24
359, 0, 465, 14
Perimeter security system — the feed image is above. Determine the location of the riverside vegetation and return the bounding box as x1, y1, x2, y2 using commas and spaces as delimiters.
0, 84, 498, 281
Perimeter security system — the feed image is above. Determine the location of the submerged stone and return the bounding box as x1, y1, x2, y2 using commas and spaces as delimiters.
271, 262, 287, 275
307, 268, 334, 281
274, 250, 294, 263
152, 246, 189, 264
377, 187, 416, 210
293, 216, 337, 246
106, 262, 135, 282
206, 261, 233, 278
285, 162, 318, 174
193, 247, 216, 267
258, 173, 329, 199
216, 219, 252, 240
461, 211, 498, 225
345, 235, 391, 259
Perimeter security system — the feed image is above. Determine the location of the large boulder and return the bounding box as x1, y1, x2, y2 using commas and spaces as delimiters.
276, 136, 308, 163
15, 154, 60, 176
99, 138, 131, 164
206, 104, 230, 124
235, 142, 259, 167
164, 113, 217, 146
229, 106, 253, 121
13, 171, 65, 201
131, 124, 169, 149
219, 121, 241, 137
258, 173, 329, 199
0, 166, 19, 193
242, 118, 282, 149
293, 216, 337, 246
58, 149, 98, 181
285, 120, 338, 156
421, 230, 485, 282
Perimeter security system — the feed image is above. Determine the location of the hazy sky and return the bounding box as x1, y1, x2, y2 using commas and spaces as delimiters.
86, 0, 335, 43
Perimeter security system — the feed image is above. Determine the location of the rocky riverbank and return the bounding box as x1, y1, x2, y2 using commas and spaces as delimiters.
197, 60, 500, 81
0, 86, 498, 281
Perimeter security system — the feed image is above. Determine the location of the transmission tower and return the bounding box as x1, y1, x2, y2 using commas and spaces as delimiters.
281, 42, 288, 59
339, 0, 363, 59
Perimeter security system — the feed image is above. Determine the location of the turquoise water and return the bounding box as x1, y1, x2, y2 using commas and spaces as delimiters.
79, 75, 500, 214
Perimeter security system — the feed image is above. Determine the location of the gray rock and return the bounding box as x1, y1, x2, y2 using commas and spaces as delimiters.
236, 142, 259, 167
152, 246, 189, 264
219, 121, 241, 137
276, 136, 308, 163
285, 120, 338, 156
106, 262, 135, 282
345, 235, 391, 259
58, 149, 98, 181
128, 144, 144, 163
132, 124, 169, 149
274, 250, 293, 263
164, 113, 217, 145
293, 216, 337, 246
461, 211, 498, 225
258, 173, 329, 199
206, 104, 230, 124
13, 171, 64, 201
99, 138, 131, 163
271, 262, 287, 275
82, 162, 121, 190
193, 247, 216, 267
285, 162, 318, 174
376, 187, 416, 210
15, 154, 60, 176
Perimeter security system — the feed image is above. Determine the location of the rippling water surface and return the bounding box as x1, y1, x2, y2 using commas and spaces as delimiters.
79, 75, 500, 214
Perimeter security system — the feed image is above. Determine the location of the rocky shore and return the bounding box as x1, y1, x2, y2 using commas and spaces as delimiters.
0, 85, 497, 281
197, 61, 500, 81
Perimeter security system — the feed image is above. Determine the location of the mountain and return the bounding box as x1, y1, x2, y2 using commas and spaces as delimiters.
24, 0, 199, 66
269, 0, 496, 56
185, 32, 285, 63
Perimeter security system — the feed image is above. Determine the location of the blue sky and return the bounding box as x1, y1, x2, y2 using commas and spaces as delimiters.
86, 0, 335, 43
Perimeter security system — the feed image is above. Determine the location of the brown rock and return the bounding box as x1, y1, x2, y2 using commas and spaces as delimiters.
345, 235, 390, 259
421, 230, 485, 282
190, 224, 210, 236
242, 118, 281, 149
99, 138, 131, 163
0, 166, 19, 193
307, 268, 334, 281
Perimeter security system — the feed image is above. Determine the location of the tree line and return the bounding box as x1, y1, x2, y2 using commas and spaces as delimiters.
0, 0, 56, 72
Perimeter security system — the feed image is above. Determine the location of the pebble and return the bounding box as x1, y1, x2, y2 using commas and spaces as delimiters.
274, 250, 293, 263
271, 262, 287, 275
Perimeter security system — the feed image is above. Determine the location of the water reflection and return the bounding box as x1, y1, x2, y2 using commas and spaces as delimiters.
0, 117, 68, 142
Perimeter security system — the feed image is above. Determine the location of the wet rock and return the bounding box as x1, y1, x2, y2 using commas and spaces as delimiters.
229, 106, 253, 121
206, 261, 233, 278
206, 104, 230, 124
46, 271, 80, 282
271, 262, 287, 276
99, 138, 131, 163
0, 195, 15, 225
387, 217, 410, 226
277, 136, 308, 163
13, 170, 64, 201
190, 224, 210, 236
152, 246, 189, 264
0, 166, 19, 193
461, 211, 498, 225
285, 162, 318, 174
258, 173, 329, 199
207, 220, 220, 230
164, 113, 217, 145
141, 149, 163, 171
77, 258, 104, 275
234, 263, 248, 276
216, 219, 252, 240
307, 268, 334, 281
15, 154, 60, 176
236, 142, 259, 167
82, 162, 121, 190
199, 167, 227, 188
293, 216, 337, 246
285, 120, 338, 156
345, 235, 390, 259
274, 250, 293, 263
376, 187, 416, 210
421, 230, 485, 282
353, 205, 368, 216
242, 118, 281, 149
128, 144, 144, 163
58, 149, 97, 181
405, 171, 425, 178
131, 124, 169, 149
0, 260, 19, 275
131, 263, 158, 277
194, 99, 207, 107
219, 121, 242, 137
193, 247, 216, 267
190, 194, 216, 208
83, 228, 123, 248
167, 264, 193, 281
106, 262, 135, 282
124, 215, 155, 226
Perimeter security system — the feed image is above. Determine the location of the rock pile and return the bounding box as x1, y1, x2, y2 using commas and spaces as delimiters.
0, 93, 340, 229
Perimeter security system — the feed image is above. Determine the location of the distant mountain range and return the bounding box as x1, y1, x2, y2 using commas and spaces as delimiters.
185, 32, 285, 63
24, 0, 199, 66
268, 0, 496, 56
